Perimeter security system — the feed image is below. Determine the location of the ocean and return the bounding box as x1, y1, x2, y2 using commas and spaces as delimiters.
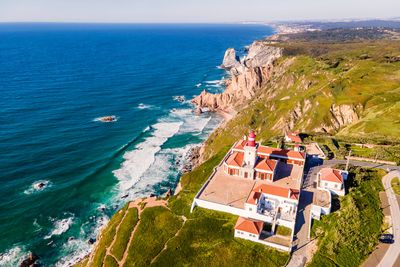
0, 23, 274, 266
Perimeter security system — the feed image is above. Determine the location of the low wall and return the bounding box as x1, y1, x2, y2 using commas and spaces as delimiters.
346, 156, 397, 166
193, 198, 273, 223
254, 238, 292, 252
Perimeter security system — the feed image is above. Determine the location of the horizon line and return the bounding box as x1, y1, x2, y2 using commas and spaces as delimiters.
0, 16, 399, 25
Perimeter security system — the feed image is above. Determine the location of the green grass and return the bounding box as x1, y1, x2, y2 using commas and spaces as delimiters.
391, 177, 400, 195
201, 40, 400, 159
110, 207, 139, 261
91, 204, 128, 267
275, 225, 292, 237
167, 146, 230, 217
309, 167, 385, 267
124, 206, 183, 266
152, 208, 288, 267
103, 255, 118, 267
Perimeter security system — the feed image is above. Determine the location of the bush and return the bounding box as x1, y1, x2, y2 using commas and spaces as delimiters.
309, 167, 385, 267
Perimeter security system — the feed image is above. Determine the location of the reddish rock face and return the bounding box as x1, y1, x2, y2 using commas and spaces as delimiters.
192, 41, 282, 112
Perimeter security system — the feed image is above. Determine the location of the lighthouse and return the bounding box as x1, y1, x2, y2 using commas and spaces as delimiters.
244, 130, 257, 167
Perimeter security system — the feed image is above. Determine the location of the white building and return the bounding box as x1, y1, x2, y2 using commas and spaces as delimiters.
191, 130, 306, 251
317, 168, 348, 196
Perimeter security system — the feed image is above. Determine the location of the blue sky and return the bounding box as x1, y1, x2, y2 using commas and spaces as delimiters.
1, 0, 399, 23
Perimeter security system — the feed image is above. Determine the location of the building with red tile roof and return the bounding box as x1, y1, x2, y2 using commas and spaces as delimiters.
224, 131, 305, 181
317, 168, 348, 196
285, 132, 302, 144
235, 217, 264, 235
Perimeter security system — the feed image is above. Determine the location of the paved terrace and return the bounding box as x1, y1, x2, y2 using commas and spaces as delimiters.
198, 167, 255, 209
268, 161, 303, 190
198, 161, 303, 209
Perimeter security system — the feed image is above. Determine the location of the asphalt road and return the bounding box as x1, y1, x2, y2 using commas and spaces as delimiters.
378, 171, 400, 267
287, 158, 400, 267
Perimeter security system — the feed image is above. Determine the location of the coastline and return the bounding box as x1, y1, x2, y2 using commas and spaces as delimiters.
72, 26, 276, 266
74, 53, 247, 267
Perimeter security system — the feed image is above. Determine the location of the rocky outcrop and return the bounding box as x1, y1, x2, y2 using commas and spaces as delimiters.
329, 104, 360, 130
192, 41, 283, 111
221, 48, 240, 69
273, 100, 360, 134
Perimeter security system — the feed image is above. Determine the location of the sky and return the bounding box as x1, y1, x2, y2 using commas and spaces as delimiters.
0, 0, 399, 23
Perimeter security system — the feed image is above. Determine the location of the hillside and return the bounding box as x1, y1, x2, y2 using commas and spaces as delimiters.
202, 31, 400, 159
77, 28, 400, 266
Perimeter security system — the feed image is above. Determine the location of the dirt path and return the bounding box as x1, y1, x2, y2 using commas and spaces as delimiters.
150, 215, 188, 264
84, 197, 167, 267
117, 197, 167, 267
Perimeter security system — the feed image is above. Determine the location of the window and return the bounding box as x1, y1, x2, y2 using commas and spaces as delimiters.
324, 182, 328, 187
249, 207, 252, 211
244, 172, 248, 178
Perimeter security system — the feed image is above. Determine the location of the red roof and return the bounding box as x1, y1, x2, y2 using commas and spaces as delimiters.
257, 146, 305, 160
234, 140, 248, 151
255, 158, 277, 172
235, 217, 264, 235
253, 183, 299, 200
319, 168, 343, 183
246, 191, 262, 205
226, 152, 244, 167
286, 132, 302, 143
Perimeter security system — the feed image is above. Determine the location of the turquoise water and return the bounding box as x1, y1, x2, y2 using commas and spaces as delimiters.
0, 23, 274, 265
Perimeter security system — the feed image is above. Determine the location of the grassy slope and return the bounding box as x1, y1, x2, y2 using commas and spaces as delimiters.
309, 167, 385, 267
203, 40, 400, 159
80, 37, 400, 267
84, 149, 288, 267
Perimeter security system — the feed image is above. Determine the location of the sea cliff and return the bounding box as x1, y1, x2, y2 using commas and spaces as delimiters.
192, 41, 283, 112
75, 26, 400, 266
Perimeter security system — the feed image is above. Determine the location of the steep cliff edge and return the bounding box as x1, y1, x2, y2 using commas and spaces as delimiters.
192, 41, 283, 111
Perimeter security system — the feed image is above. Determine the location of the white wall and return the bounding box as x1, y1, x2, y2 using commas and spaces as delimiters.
234, 229, 259, 242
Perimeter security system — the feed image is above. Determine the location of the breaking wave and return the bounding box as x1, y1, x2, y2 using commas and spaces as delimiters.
113, 121, 183, 196
0, 246, 26, 267
44, 216, 74, 240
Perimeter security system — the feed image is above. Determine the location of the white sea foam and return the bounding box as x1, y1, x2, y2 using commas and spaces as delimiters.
113, 121, 183, 195
44, 216, 74, 239
24, 180, 51, 195
137, 103, 157, 110
205, 80, 223, 84
195, 83, 202, 88
125, 144, 194, 199
170, 108, 211, 133
56, 214, 109, 267
172, 95, 186, 103
0, 246, 26, 267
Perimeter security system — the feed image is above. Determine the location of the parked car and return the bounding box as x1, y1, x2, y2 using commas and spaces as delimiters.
379, 234, 394, 244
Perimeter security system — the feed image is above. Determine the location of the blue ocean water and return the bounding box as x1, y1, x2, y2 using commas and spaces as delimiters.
0, 23, 273, 265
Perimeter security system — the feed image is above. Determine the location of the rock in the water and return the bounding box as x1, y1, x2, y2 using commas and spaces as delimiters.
221, 48, 240, 69
194, 107, 203, 115
192, 41, 283, 111
20, 253, 39, 267
88, 238, 96, 245
96, 116, 117, 123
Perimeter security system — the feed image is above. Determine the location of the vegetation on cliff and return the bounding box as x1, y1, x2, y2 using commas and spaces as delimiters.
309, 167, 385, 267
80, 148, 289, 266
202, 34, 400, 159
79, 28, 400, 266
